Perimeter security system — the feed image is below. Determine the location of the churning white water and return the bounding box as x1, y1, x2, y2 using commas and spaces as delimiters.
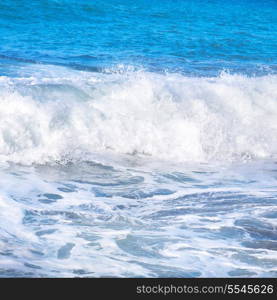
0, 65, 277, 164
0, 65, 277, 277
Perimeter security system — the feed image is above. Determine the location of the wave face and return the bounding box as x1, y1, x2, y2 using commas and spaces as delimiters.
0, 66, 276, 164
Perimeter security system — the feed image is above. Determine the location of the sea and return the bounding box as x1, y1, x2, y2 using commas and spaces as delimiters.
0, 0, 277, 277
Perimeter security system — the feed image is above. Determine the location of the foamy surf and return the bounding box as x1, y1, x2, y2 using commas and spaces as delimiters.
0, 65, 277, 165
1, 157, 277, 277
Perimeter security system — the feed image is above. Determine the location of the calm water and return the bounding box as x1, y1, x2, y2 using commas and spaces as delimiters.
0, 0, 277, 277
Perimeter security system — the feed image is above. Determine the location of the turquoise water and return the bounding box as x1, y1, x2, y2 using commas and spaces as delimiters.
0, 0, 277, 277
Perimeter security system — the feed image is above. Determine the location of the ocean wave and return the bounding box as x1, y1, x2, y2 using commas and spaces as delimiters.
0, 65, 276, 164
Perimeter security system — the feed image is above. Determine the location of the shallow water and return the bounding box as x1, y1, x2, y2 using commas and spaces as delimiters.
0, 0, 277, 277
1, 158, 277, 277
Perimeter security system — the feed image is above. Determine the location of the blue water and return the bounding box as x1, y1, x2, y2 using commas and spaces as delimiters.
0, 0, 277, 277
1, 0, 276, 75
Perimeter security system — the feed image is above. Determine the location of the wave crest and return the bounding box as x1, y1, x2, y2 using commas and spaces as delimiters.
0, 67, 277, 164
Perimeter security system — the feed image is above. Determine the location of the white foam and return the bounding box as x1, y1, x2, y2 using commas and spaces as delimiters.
0, 65, 277, 164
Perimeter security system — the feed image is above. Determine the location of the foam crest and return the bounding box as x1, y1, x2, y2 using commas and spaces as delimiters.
0, 66, 276, 164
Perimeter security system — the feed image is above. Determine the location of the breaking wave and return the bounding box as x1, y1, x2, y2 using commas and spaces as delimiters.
0, 65, 276, 164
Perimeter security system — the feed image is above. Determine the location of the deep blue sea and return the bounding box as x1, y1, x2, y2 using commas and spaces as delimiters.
0, 0, 277, 277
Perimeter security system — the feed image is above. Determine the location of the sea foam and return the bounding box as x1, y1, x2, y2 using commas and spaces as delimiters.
0, 66, 276, 164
